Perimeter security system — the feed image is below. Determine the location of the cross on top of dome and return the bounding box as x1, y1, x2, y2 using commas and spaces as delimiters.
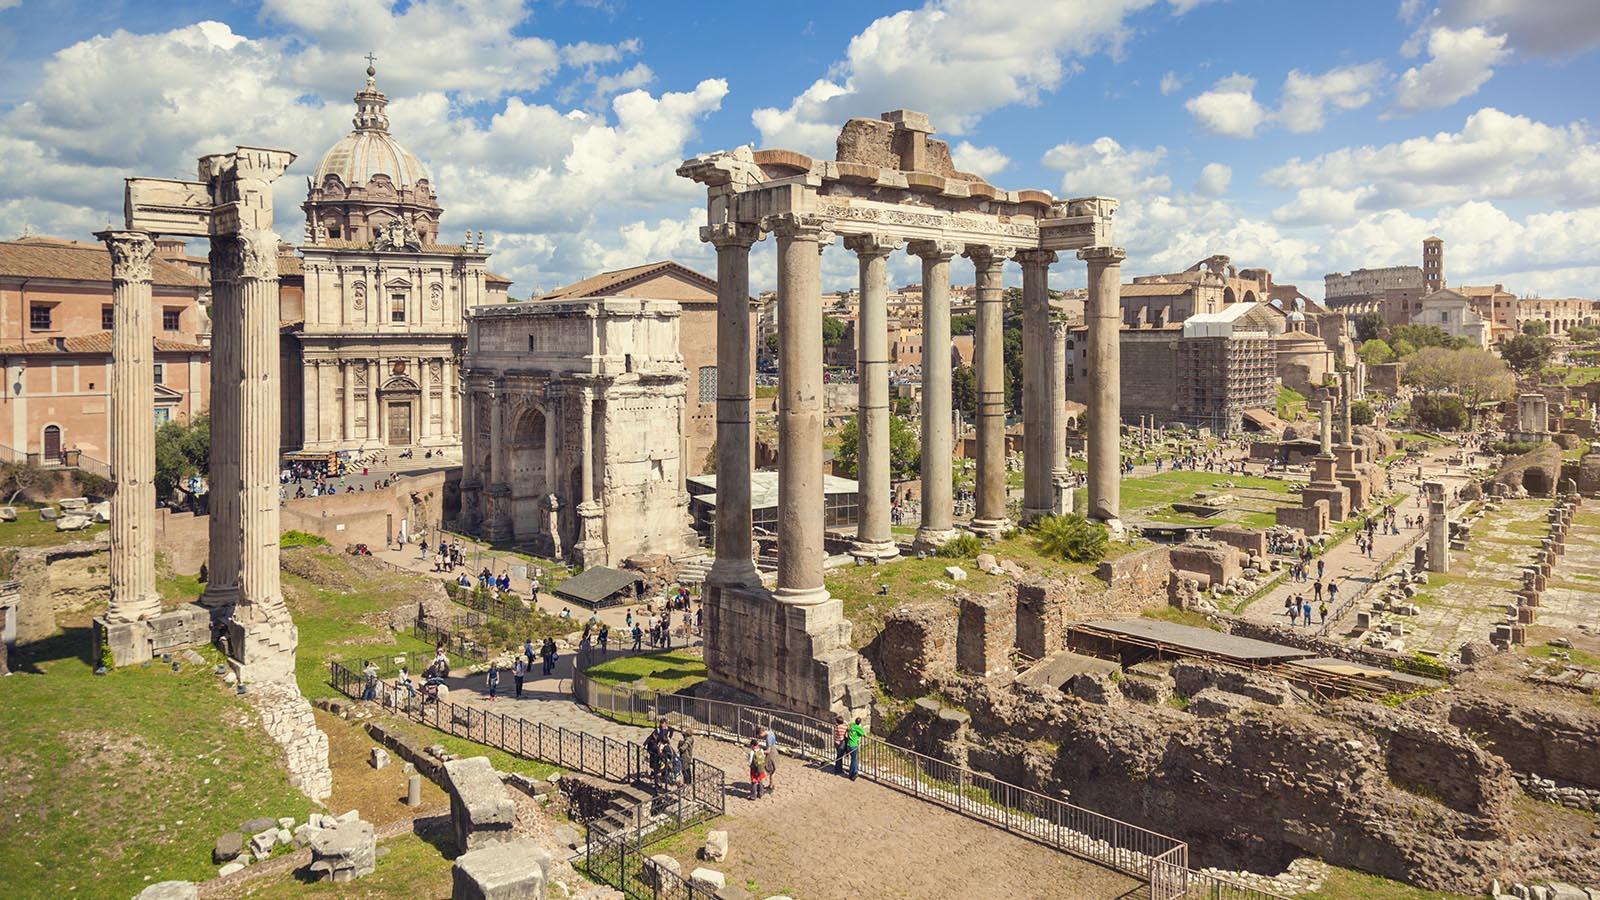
353, 53, 389, 133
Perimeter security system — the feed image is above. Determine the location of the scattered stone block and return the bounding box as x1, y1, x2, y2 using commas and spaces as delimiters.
451, 837, 551, 900
702, 829, 728, 862
645, 854, 683, 888
58, 497, 87, 512
37, 506, 58, 521
443, 757, 517, 853
1188, 688, 1252, 718
55, 514, 91, 531
553, 824, 580, 850
213, 832, 244, 864
689, 868, 726, 892
250, 827, 279, 857
91, 501, 111, 523
277, 816, 294, 830
0, 506, 15, 522
943, 565, 967, 581
308, 816, 376, 883
370, 747, 390, 769
135, 881, 197, 900
240, 816, 277, 834
217, 862, 246, 878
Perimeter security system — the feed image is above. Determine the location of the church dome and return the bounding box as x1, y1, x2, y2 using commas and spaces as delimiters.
312, 63, 433, 192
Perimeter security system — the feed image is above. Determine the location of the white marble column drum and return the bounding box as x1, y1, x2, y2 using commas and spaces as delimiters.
1080, 246, 1127, 531
704, 223, 762, 586
99, 230, 161, 625
847, 233, 899, 560
1048, 317, 1073, 516
227, 228, 299, 684
772, 214, 833, 604
966, 245, 1010, 535
1017, 249, 1056, 523
1320, 396, 1334, 455
201, 238, 242, 616
911, 239, 960, 550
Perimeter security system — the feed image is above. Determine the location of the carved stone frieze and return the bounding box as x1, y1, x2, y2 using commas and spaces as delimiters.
238, 228, 281, 280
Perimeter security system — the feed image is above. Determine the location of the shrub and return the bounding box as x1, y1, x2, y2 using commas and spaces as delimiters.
1489, 439, 1545, 456
1409, 394, 1468, 431
1029, 513, 1109, 563
1350, 400, 1375, 426
934, 532, 984, 558
280, 530, 330, 549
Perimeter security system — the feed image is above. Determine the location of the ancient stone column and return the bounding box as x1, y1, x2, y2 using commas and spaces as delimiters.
1426, 481, 1451, 573
342, 362, 356, 442
99, 230, 162, 626
1017, 249, 1056, 523
1339, 370, 1354, 446
1080, 246, 1127, 531
482, 382, 512, 543
443, 358, 457, 440
200, 239, 242, 617
966, 246, 1010, 535
226, 229, 298, 685
911, 240, 960, 550
847, 233, 899, 560
459, 382, 481, 533
704, 223, 761, 586
773, 215, 833, 603
1319, 396, 1334, 456
1048, 317, 1073, 516
575, 384, 604, 565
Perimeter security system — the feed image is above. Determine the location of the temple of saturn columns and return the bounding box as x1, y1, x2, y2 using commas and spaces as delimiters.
678, 110, 1126, 719
99, 147, 331, 799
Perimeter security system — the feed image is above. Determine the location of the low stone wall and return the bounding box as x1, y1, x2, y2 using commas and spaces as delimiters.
7, 539, 107, 644
1222, 617, 1461, 678
1095, 545, 1170, 595
248, 683, 333, 801
863, 601, 958, 699
957, 591, 1016, 678
1439, 691, 1600, 791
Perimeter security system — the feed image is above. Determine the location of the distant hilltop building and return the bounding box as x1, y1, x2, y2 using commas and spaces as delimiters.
1322, 238, 1442, 328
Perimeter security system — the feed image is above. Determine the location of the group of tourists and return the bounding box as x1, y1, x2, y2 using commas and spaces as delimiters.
420, 537, 469, 572
646, 719, 695, 787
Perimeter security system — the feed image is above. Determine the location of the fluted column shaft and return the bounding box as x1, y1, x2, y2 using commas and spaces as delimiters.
1081, 246, 1127, 527
1018, 250, 1056, 522
773, 216, 832, 603
579, 386, 595, 506
968, 247, 1009, 532
201, 242, 242, 613
342, 362, 356, 442
848, 234, 898, 559
1339, 371, 1354, 446
100, 230, 161, 624
704, 224, 760, 585
1048, 317, 1071, 514
489, 383, 507, 484
912, 241, 959, 549
1320, 396, 1334, 455
236, 230, 289, 624
443, 359, 457, 440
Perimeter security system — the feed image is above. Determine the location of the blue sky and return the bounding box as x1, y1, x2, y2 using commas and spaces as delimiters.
2, 0, 1598, 298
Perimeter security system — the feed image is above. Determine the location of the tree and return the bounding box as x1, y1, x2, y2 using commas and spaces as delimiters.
834, 414, 921, 480
1501, 333, 1554, 375
155, 413, 210, 500
1521, 319, 1549, 336
821, 315, 847, 348
1567, 324, 1600, 344
1350, 400, 1375, 426
764, 333, 779, 358
1390, 324, 1467, 352
1391, 337, 1417, 358
1030, 514, 1109, 563
951, 364, 977, 419
1402, 346, 1514, 428
1410, 394, 1468, 431
950, 313, 976, 336
1357, 339, 1394, 366
1353, 313, 1386, 343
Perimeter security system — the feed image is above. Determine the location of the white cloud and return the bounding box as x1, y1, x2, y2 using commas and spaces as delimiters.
1435, 0, 1600, 58
751, 0, 1157, 154
1264, 107, 1600, 208
0, 0, 22, 11
1277, 63, 1385, 133
1041, 137, 1170, 199
1393, 25, 1509, 112
1159, 71, 1183, 95
1398, 0, 1426, 24
1195, 162, 1231, 196
0, 16, 727, 292
950, 141, 1010, 180
1272, 185, 1376, 226
1168, 0, 1220, 13
1184, 74, 1266, 138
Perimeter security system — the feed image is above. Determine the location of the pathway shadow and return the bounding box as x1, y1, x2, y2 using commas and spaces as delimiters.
11, 625, 96, 673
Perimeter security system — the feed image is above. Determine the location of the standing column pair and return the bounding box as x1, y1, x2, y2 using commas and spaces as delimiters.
847, 234, 900, 561
911, 240, 960, 551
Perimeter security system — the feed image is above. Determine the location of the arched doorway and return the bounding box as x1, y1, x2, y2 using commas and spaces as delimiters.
510, 406, 548, 539
43, 424, 63, 463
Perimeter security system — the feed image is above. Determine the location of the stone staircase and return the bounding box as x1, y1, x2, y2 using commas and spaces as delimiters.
677, 556, 713, 585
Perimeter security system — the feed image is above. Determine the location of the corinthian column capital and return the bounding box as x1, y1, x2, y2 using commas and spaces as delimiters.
842, 233, 902, 258
763, 213, 833, 245
97, 230, 156, 284
700, 221, 762, 249
236, 228, 281, 280
1015, 248, 1059, 268
962, 244, 1012, 272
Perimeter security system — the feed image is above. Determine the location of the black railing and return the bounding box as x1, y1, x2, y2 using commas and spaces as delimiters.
413, 611, 489, 661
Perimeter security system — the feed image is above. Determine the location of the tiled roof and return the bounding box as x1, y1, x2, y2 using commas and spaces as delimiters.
277, 254, 304, 276
485, 271, 512, 285
0, 331, 208, 355
539, 260, 719, 300
0, 237, 205, 288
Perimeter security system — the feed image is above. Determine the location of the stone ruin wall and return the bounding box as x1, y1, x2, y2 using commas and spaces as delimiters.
248, 682, 333, 801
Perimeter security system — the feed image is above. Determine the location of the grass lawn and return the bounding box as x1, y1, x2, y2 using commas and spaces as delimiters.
1526, 642, 1600, 669
0, 503, 108, 549
223, 820, 457, 899
1087, 470, 1298, 530
584, 648, 707, 693
1140, 605, 1221, 631
1302, 866, 1473, 900
377, 717, 562, 782
0, 634, 314, 899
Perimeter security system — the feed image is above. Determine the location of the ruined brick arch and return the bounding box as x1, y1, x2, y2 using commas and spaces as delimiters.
1524, 464, 1554, 497
1224, 287, 1238, 304
1242, 290, 1259, 305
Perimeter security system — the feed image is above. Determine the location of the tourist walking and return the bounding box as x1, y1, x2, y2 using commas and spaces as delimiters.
833, 716, 849, 775
748, 740, 767, 799
512, 655, 526, 699
362, 660, 379, 700
524, 638, 536, 672
598, 623, 610, 654
632, 623, 643, 651
844, 717, 866, 780
679, 732, 696, 782
1327, 580, 1339, 606
486, 661, 501, 701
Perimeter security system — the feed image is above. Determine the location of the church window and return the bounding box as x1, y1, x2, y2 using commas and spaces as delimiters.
163, 308, 181, 331
101, 306, 114, 330
154, 407, 171, 426
29, 303, 52, 331
153, 363, 165, 385
329, 226, 341, 239
391, 293, 407, 323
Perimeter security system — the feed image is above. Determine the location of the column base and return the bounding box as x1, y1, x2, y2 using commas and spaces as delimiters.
1093, 516, 1126, 540
774, 584, 832, 606
912, 527, 959, 552
707, 557, 763, 588
199, 585, 239, 624
94, 618, 152, 668
849, 538, 901, 562
1020, 506, 1055, 526
966, 518, 1010, 539
228, 618, 299, 686
1051, 476, 1075, 517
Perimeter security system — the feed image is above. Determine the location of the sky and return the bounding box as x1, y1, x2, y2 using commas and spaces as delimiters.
2, 0, 1599, 300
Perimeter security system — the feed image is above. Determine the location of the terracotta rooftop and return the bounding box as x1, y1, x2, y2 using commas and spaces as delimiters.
539, 260, 721, 301
1, 236, 205, 288
0, 331, 208, 355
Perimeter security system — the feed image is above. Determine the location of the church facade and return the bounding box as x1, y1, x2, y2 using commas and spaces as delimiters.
279, 63, 509, 455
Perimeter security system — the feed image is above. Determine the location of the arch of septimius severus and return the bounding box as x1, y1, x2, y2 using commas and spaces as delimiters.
679, 109, 1126, 720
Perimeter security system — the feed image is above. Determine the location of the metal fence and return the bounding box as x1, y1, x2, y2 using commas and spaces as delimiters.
571, 669, 1288, 899
444, 583, 540, 624
413, 611, 489, 661
583, 827, 723, 900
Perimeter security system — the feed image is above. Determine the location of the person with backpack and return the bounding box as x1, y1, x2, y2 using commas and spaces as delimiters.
844, 717, 866, 780
761, 726, 779, 794
748, 740, 767, 799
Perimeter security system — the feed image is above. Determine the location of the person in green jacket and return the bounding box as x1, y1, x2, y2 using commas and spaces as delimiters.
844, 718, 866, 781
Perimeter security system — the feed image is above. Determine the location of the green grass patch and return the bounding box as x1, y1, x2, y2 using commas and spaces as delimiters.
1303, 865, 1473, 900
228, 818, 457, 898
584, 649, 707, 693
280, 529, 331, 549
378, 717, 561, 782
0, 503, 108, 548
0, 632, 314, 898
1526, 642, 1600, 669
1140, 605, 1221, 631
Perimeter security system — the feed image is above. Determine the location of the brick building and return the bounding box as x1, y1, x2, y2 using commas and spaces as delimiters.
0, 236, 209, 467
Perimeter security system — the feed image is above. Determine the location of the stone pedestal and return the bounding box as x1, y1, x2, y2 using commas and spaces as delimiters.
95, 603, 210, 669
309, 818, 376, 883
480, 484, 514, 544
1426, 482, 1450, 574
443, 757, 516, 853
452, 839, 551, 900
703, 582, 870, 721
459, 477, 483, 533
574, 501, 605, 569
